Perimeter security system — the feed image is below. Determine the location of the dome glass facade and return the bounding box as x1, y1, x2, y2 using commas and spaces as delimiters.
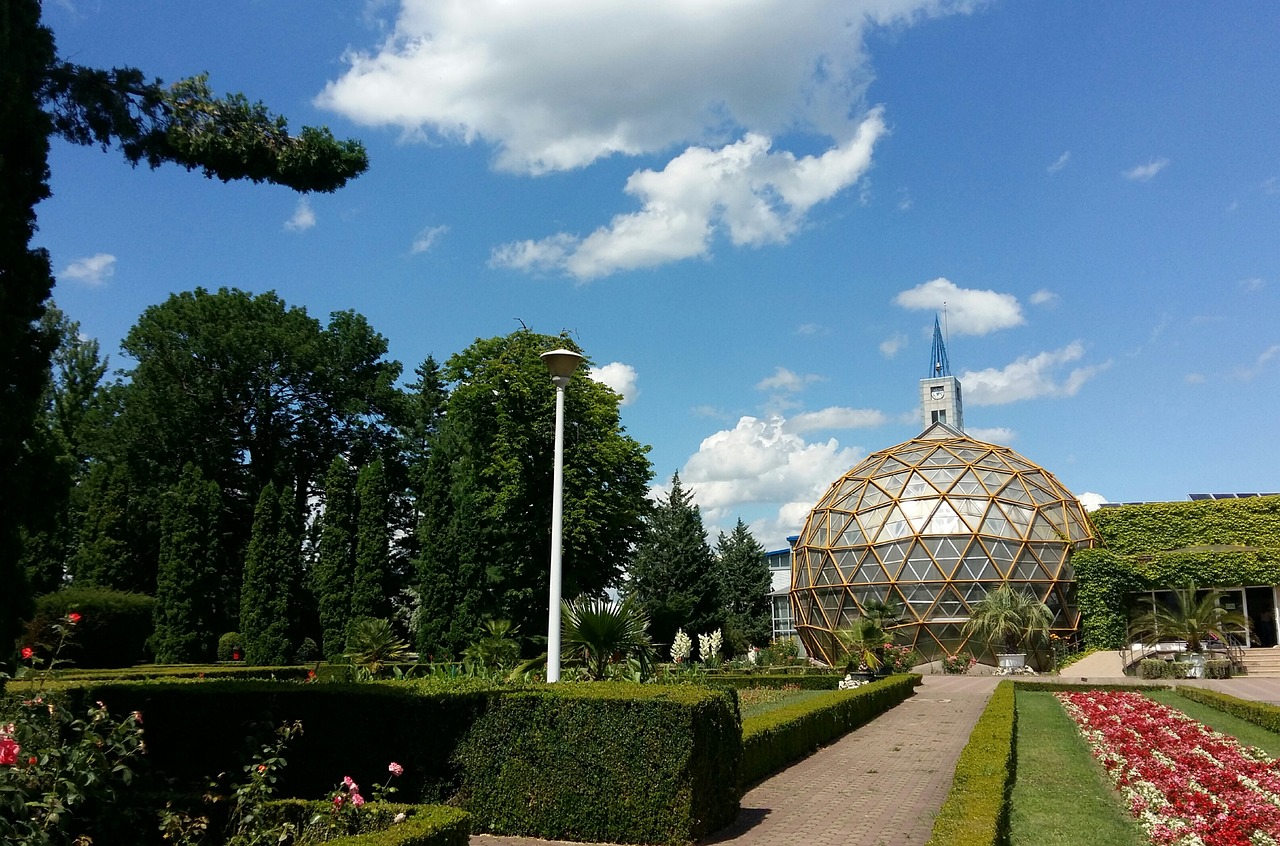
791, 424, 1097, 665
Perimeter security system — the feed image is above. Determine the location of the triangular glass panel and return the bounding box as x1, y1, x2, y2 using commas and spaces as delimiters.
1002, 482, 1033, 505
1011, 553, 1042, 581
858, 485, 888, 510
924, 501, 962, 535
934, 586, 965, 618
901, 472, 932, 499
998, 502, 1035, 536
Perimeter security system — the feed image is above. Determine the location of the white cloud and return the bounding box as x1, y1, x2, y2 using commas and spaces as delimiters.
61, 253, 116, 286
1185, 372, 1206, 385
796, 323, 826, 336
411, 224, 449, 253
1240, 277, 1266, 293
965, 426, 1015, 444
756, 366, 823, 393
317, 1, 956, 175
1233, 345, 1280, 382
896, 187, 913, 211
491, 116, 886, 280
893, 277, 1024, 335
1077, 491, 1108, 512
783, 407, 889, 433
1047, 151, 1071, 173
681, 414, 862, 530
960, 342, 1110, 405
1029, 289, 1058, 306
879, 331, 907, 357
588, 361, 639, 405
284, 198, 317, 232
1123, 157, 1170, 182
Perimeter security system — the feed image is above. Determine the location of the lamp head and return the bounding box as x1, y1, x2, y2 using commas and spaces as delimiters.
541, 348, 584, 387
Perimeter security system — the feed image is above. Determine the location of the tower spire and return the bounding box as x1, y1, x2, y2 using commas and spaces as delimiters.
919, 314, 963, 433
928, 315, 951, 378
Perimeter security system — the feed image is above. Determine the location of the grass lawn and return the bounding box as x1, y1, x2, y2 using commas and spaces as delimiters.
736, 687, 833, 719
1007, 690, 1146, 846
1145, 687, 1280, 757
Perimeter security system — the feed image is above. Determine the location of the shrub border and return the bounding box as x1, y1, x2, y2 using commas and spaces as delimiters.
260, 801, 469, 846
926, 680, 1015, 846
1172, 686, 1280, 733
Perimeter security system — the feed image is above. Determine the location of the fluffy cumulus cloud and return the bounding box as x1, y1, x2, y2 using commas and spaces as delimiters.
960, 342, 1110, 405
681, 415, 862, 529
588, 361, 639, 405
1077, 491, 1108, 512
491, 118, 886, 280
319, 1, 970, 279
61, 253, 116, 286
284, 198, 317, 232
783, 407, 888, 433
756, 366, 823, 393
965, 426, 1016, 445
1029, 288, 1058, 306
893, 277, 1024, 335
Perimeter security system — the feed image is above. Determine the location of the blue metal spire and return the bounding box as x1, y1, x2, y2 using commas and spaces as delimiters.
928, 316, 951, 377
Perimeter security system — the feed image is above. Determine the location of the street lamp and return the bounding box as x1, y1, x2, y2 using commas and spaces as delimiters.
541, 347, 583, 682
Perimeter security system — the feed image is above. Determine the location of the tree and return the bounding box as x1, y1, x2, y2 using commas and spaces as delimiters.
240, 482, 302, 665
0, 0, 367, 660
628, 474, 724, 658
560, 595, 656, 681
962, 583, 1053, 655
415, 330, 652, 657
151, 463, 222, 663
352, 459, 391, 621
312, 455, 356, 660
68, 462, 139, 591
715, 519, 773, 654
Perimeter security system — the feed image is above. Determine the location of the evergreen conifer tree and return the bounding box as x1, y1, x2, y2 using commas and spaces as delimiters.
313, 456, 355, 660
69, 462, 140, 590
628, 473, 724, 658
352, 459, 390, 622
152, 463, 222, 663
716, 519, 774, 654
240, 482, 300, 665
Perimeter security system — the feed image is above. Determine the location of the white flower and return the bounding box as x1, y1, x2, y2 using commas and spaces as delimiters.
698, 629, 723, 663
671, 629, 692, 662
393, 813, 407, 825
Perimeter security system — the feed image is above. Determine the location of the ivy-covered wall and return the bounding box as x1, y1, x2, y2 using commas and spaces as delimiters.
1077, 495, 1280, 649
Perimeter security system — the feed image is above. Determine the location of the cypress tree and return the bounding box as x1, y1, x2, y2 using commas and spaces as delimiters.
69, 462, 140, 590
352, 459, 390, 622
240, 482, 300, 665
716, 519, 774, 654
628, 473, 724, 658
313, 456, 355, 659
152, 463, 221, 663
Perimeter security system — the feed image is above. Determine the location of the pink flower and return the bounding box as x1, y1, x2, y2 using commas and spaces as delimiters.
351, 792, 365, 807
0, 737, 19, 767
20, 647, 33, 660
66, 612, 81, 624
388, 762, 404, 777
343, 775, 358, 792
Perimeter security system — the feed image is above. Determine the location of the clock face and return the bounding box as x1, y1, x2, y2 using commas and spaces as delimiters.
930, 386, 944, 400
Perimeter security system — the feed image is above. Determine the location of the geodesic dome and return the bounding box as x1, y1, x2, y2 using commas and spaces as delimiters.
791, 423, 1097, 665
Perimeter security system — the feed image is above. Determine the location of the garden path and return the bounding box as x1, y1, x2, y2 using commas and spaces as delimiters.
471, 674, 999, 846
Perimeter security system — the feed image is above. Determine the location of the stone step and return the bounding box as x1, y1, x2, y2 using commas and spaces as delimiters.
1239, 649, 1280, 676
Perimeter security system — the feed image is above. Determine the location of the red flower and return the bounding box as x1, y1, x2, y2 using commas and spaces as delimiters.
0, 738, 19, 766
66, 612, 81, 624
20, 646, 33, 660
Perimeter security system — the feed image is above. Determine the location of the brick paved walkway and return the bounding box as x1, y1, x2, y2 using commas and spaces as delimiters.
473, 674, 998, 846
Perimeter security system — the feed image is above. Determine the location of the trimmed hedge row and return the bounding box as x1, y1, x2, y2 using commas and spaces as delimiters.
707, 672, 843, 690
926, 680, 1015, 846
23, 587, 155, 668
260, 801, 469, 846
739, 674, 919, 786
1173, 686, 1280, 732
53, 664, 316, 682
1137, 659, 1231, 680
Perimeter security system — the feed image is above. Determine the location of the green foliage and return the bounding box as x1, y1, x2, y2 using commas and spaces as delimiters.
962, 583, 1053, 654
256, 801, 470, 846
218, 632, 244, 662
454, 682, 740, 845
315, 456, 357, 661
559, 595, 656, 681
344, 619, 411, 679
1137, 658, 1232, 679
415, 330, 651, 656
461, 619, 522, 676
151, 463, 223, 663
1172, 686, 1280, 734
926, 680, 1016, 846
22, 586, 154, 668
740, 675, 919, 786
834, 617, 893, 672
715, 519, 773, 653
240, 483, 303, 666
704, 673, 843, 690
67, 460, 142, 591
628, 473, 724, 657
353, 460, 391, 621
1088, 495, 1280, 554
1128, 582, 1250, 653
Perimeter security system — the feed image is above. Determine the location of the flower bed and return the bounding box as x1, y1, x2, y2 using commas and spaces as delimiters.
1056, 689, 1280, 846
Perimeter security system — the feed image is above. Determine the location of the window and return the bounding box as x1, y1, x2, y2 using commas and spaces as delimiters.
931, 410, 947, 424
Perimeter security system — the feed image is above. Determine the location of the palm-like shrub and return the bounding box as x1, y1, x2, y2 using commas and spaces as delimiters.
342, 617, 411, 678
561, 595, 656, 680
962, 583, 1053, 654
834, 617, 893, 672
1129, 583, 1250, 653
462, 618, 522, 675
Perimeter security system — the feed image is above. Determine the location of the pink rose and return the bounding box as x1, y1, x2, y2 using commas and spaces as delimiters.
0, 738, 19, 767
343, 775, 358, 792
388, 762, 404, 777
351, 792, 365, 807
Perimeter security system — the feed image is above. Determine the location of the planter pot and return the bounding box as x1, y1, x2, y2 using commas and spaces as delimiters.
1186, 651, 1206, 679
996, 653, 1027, 670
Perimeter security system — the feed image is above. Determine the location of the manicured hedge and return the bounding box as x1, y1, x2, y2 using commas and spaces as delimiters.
22, 587, 155, 668
260, 801, 469, 846
1138, 659, 1231, 679
926, 680, 1015, 846
739, 674, 919, 786
454, 682, 740, 845
52, 664, 315, 682
706, 672, 843, 690
1173, 686, 1280, 732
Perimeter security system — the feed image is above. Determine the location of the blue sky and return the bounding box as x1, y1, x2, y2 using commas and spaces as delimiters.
37, 1, 1280, 550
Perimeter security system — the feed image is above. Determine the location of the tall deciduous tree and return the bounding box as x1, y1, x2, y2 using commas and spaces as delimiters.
152, 463, 222, 663
352, 459, 391, 622
0, 0, 366, 659
628, 474, 724, 658
415, 330, 652, 657
313, 455, 355, 660
240, 482, 302, 665
716, 519, 774, 654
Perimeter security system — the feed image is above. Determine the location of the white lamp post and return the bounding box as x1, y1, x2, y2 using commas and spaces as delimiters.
540, 347, 583, 682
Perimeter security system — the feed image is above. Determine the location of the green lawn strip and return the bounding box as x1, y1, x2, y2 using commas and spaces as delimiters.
1145, 688, 1280, 757
1007, 690, 1145, 846
738, 688, 832, 719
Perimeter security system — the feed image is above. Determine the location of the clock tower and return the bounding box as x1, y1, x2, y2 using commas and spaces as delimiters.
920, 316, 963, 431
